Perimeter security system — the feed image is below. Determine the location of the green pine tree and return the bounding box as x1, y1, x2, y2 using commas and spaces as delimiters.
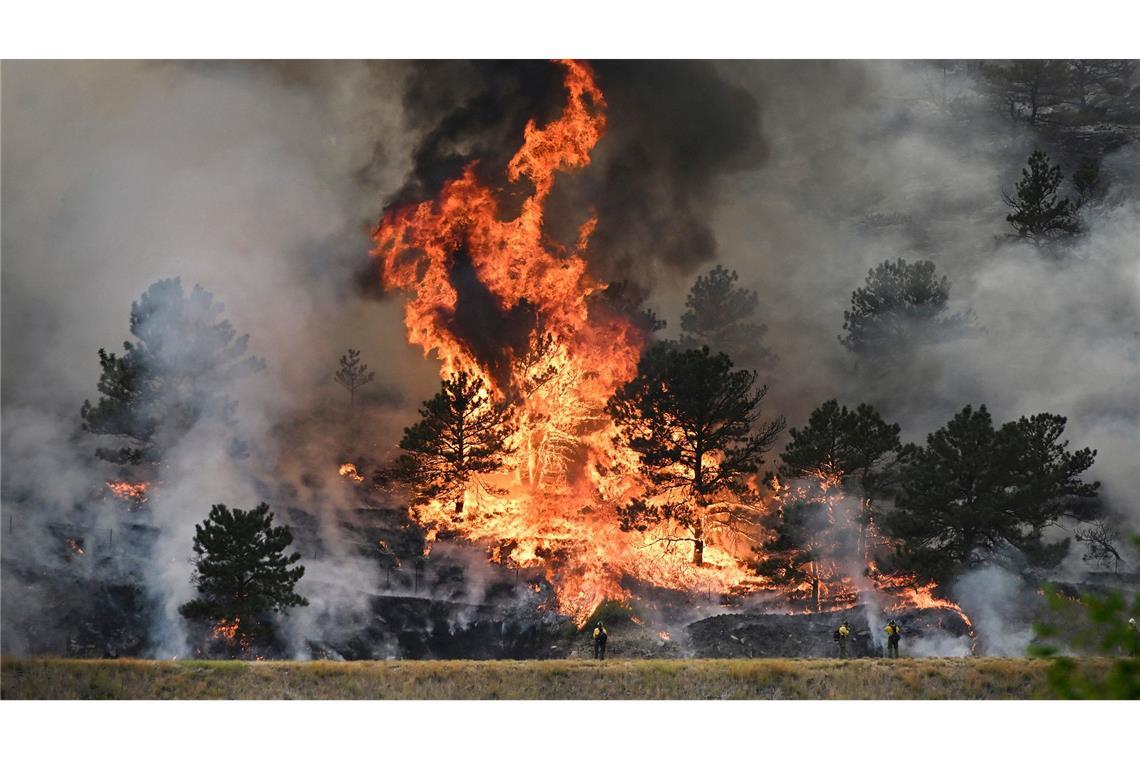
1003, 151, 1081, 246
885, 405, 1099, 583
179, 503, 308, 645
395, 371, 515, 514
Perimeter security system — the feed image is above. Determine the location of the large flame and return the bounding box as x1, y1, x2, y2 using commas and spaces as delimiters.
370, 60, 971, 631
372, 60, 751, 622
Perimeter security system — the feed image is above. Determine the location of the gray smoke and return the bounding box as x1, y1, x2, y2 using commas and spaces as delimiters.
3, 60, 1138, 658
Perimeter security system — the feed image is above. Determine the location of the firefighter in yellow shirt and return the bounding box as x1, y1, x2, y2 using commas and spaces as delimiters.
834, 620, 851, 658
592, 621, 608, 660
884, 619, 902, 658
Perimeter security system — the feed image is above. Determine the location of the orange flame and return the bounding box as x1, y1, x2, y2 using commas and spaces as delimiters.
371, 60, 753, 623
106, 480, 150, 505
338, 463, 365, 482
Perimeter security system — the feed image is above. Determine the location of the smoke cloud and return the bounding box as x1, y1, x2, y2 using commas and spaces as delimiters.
3, 60, 1137, 658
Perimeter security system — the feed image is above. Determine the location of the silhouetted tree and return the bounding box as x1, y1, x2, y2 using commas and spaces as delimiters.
81, 278, 264, 465
395, 371, 515, 514
756, 493, 849, 611
608, 344, 784, 565
885, 405, 1099, 582
334, 348, 376, 408
778, 399, 904, 559
179, 503, 307, 646
1072, 159, 1108, 210
979, 60, 1070, 125
1064, 60, 1135, 112
594, 280, 666, 335
1074, 516, 1128, 576
680, 265, 774, 369
839, 259, 967, 357
1003, 151, 1081, 246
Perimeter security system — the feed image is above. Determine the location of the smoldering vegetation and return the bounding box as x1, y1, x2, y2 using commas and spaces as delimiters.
2, 60, 1138, 661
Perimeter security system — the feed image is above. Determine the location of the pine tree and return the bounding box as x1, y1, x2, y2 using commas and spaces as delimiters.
608, 344, 784, 565
179, 503, 308, 645
395, 371, 515, 514
884, 405, 1099, 582
334, 348, 376, 408
979, 60, 1069, 125
680, 265, 774, 369
777, 399, 903, 558
81, 278, 264, 465
839, 259, 967, 357
1003, 151, 1080, 246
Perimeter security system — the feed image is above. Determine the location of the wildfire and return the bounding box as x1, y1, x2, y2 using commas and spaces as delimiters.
339, 463, 365, 482
106, 480, 150, 507
885, 576, 974, 629
212, 618, 240, 640
372, 60, 753, 623
66, 538, 85, 556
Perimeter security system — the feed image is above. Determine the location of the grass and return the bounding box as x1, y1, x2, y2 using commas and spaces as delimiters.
0, 657, 1119, 699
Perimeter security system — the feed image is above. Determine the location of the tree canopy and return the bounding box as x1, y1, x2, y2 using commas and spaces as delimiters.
1003, 151, 1080, 247
179, 502, 307, 645
885, 405, 1099, 583
839, 258, 967, 357
334, 348, 376, 407
607, 343, 784, 565
680, 264, 774, 369
395, 371, 515, 514
81, 278, 264, 465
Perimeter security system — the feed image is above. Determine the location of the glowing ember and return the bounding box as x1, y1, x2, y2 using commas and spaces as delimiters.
212, 618, 240, 640
339, 463, 365, 482
372, 60, 753, 623
66, 538, 85, 556
658, 630, 671, 641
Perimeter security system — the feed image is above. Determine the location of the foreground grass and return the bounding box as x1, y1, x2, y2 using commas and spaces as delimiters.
2, 657, 1118, 699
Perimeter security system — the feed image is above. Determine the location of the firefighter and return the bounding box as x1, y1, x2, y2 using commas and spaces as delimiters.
884, 619, 902, 658
834, 620, 851, 659
592, 620, 608, 660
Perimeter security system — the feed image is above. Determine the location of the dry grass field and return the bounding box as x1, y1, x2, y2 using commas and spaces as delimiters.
1, 657, 1116, 699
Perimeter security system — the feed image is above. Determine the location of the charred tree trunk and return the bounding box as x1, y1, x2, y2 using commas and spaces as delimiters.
455, 497, 464, 514
692, 539, 704, 566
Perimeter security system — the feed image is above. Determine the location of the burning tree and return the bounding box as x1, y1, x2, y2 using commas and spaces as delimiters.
81, 278, 264, 466
333, 348, 376, 408
756, 484, 855, 610
608, 344, 784, 565
840, 258, 968, 357
179, 503, 308, 647
679, 264, 774, 370
885, 405, 1099, 583
395, 371, 515, 514
777, 399, 903, 559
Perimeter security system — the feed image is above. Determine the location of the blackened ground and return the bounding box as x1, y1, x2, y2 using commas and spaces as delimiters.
686, 606, 973, 659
